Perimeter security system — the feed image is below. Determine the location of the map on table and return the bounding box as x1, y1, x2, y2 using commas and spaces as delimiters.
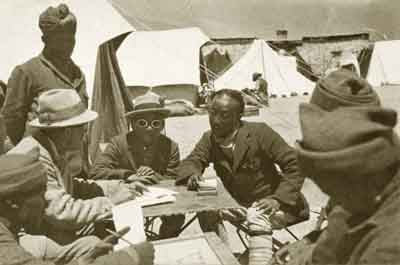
154, 236, 222, 265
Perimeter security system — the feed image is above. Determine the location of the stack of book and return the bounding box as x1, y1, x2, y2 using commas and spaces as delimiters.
197, 179, 218, 196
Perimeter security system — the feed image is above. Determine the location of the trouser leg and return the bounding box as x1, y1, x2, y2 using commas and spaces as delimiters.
159, 214, 185, 239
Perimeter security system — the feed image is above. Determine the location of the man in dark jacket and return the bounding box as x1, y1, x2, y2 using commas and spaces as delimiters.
0, 152, 154, 265
296, 70, 400, 264
1, 4, 89, 178
175, 89, 306, 265
90, 91, 184, 239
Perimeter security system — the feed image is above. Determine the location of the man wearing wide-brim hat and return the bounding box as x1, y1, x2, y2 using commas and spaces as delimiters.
8, 89, 147, 260
90, 91, 185, 239
0, 152, 154, 265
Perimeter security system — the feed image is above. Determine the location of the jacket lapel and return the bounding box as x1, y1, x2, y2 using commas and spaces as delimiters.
40, 54, 84, 89
232, 123, 251, 172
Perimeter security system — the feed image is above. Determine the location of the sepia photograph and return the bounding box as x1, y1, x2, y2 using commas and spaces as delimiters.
0, 1, 399, 264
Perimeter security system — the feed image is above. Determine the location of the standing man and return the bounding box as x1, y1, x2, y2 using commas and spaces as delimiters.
175, 89, 307, 265
2, 4, 88, 178
253, 72, 269, 106
90, 91, 185, 239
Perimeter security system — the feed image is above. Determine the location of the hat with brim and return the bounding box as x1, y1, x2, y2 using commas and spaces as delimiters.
30, 109, 98, 128
125, 91, 170, 119
29, 89, 98, 128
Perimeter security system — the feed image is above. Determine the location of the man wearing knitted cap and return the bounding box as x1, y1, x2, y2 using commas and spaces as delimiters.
1, 4, 88, 180
272, 69, 384, 265
0, 152, 154, 265
285, 69, 400, 264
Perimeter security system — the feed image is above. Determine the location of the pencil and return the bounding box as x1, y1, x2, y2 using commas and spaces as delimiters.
105, 228, 135, 246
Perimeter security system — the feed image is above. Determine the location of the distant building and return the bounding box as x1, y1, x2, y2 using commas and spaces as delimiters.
297, 32, 370, 77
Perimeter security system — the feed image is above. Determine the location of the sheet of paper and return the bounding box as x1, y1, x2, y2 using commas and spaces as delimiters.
135, 187, 178, 207
143, 187, 178, 197
112, 200, 146, 250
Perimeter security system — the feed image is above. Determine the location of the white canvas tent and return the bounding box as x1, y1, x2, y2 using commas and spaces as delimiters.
117, 27, 209, 87
214, 40, 315, 97
366, 40, 400, 87
0, 0, 132, 99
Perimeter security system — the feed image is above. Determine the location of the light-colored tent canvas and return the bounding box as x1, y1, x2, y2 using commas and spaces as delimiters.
366, 40, 400, 86
214, 40, 315, 97
117, 27, 209, 87
110, 0, 400, 40
0, 0, 132, 98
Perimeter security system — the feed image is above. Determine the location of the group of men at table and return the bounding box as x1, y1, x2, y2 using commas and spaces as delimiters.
0, 3, 399, 265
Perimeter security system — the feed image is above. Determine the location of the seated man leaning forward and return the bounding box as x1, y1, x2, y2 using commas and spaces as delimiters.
175, 89, 308, 264
8, 89, 146, 255
90, 91, 184, 239
0, 153, 154, 265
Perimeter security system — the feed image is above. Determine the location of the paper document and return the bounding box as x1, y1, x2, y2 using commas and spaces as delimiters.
112, 200, 146, 250
136, 187, 178, 207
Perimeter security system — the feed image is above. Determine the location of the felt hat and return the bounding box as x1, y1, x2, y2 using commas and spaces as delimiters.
0, 151, 47, 198
310, 69, 380, 111
296, 103, 400, 184
125, 91, 170, 119
29, 89, 98, 128
39, 4, 77, 36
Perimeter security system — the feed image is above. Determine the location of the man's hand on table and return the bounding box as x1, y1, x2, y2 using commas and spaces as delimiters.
109, 182, 148, 205
253, 198, 280, 215
187, 173, 204, 190
127, 166, 159, 185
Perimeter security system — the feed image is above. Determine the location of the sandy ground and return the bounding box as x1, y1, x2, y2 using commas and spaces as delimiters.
158, 85, 400, 253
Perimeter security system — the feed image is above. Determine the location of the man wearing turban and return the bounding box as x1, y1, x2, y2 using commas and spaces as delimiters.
1, 4, 88, 180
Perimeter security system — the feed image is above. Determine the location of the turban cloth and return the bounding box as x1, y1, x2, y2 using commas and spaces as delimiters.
39, 4, 77, 36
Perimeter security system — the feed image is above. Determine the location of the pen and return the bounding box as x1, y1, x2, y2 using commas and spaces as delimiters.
105, 228, 135, 246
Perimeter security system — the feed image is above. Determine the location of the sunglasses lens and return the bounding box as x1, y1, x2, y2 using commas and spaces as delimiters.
137, 119, 148, 128
151, 120, 162, 128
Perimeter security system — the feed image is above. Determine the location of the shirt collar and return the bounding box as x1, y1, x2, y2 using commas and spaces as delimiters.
39, 53, 84, 88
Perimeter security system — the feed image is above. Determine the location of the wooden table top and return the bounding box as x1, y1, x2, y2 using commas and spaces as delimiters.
142, 179, 240, 218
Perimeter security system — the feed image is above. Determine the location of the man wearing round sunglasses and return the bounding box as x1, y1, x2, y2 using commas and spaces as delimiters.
90, 91, 185, 239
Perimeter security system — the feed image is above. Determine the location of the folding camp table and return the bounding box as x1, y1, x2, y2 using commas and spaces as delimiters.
142, 179, 240, 239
